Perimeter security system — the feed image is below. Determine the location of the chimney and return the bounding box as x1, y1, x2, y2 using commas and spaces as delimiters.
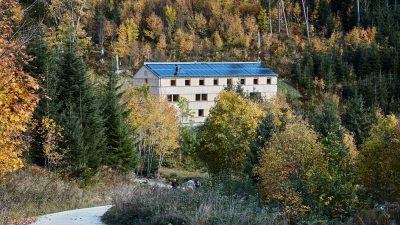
175, 64, 180, 76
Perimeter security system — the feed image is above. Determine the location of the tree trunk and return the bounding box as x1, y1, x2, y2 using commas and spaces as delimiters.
269, 0, 273, 36
357, 0, 360, 26
301, 0, 310, 42
278, 0, 281, 33
281, 0, 289, 36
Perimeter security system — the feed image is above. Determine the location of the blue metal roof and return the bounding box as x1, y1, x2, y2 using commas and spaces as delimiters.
144, 62, 278, 78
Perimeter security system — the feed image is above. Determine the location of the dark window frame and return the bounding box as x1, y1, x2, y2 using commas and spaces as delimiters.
185, 79, 191, 86
267, 78, 271, 85
199, 79, 205, 86
198, 109, 204, 117
171, 79, 177, 86
214, 79, 219, 85
253, 78, 258, 85
240, 78, 246, 85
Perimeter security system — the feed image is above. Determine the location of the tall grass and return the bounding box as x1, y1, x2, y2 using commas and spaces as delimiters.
0, 166, 125, 224
103, 185, 286, 225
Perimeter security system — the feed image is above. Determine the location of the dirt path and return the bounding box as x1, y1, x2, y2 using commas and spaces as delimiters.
30, 205, 112, 225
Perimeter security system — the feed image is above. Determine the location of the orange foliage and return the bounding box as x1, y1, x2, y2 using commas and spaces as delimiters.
0, 0, 39, 175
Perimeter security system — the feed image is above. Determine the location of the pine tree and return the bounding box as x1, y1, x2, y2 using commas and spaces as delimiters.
102, 69, 136, 172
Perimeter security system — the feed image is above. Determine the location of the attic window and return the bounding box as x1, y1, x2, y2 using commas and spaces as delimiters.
171, 79, 176, 86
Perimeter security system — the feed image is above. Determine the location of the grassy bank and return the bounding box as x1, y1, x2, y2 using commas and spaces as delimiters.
102, 185, 284, 225
0, 166, 128, 225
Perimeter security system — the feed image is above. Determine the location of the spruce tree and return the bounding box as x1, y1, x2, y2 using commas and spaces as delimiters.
102, 69, 136, 172
55, 44, 106, 179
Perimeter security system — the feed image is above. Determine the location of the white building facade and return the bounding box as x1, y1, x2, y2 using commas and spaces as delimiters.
133, 62, 278, 123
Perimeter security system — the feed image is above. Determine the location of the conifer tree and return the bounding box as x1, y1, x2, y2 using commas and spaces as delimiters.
55, 43, 106, 179
102, 69, 136, 172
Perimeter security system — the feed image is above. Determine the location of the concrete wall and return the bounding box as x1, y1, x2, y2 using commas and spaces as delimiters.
133, 67, 278, 123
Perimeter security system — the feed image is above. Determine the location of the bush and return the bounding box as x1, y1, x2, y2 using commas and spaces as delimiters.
102, 185, 284, 225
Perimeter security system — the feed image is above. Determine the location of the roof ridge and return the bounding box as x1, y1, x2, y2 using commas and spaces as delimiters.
144, 62, 260, 65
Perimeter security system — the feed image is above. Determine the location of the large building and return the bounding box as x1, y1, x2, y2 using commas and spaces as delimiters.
133, 62, 278, 123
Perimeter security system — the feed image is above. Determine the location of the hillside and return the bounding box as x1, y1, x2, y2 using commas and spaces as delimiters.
1, 0, 400, 224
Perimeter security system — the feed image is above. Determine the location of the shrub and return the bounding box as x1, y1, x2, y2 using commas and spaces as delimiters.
102, 185, 284, 225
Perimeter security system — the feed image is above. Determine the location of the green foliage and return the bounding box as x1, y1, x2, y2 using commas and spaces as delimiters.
55, 44, 106, 180
102, 69, 136, 172
342, 95, 374, 146
197, 91, 263, 176
357, 114, 400, 202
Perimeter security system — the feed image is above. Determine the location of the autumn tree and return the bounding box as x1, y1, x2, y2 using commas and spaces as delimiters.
256, 119, 326, 220
164, 5, 176, 41
126, 86, 179, 177
357, 113, 400, 202
0, 0, 39, 175
197, 91, 264, 175
143, 13, 164, 42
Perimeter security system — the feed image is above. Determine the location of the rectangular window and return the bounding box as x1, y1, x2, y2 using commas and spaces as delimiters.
195, 94, 201, 101
173, 94, 179, 102
199, 79, 205, 86
214, 79, 219, 85
198, 109, 204, 117
227, 79, 232, 86
145, 78, 148, 84
267, 78, 271, 85
171, 79, 176, 86
167, 95, 173, 102
253, 78, 258, 85
185, 79, 191, 86
201, 94, 208, 101
240, 78, 246, 85
250, 92, 261, 99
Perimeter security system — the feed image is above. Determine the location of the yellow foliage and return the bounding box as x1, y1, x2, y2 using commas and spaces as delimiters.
0, 0, 39, 175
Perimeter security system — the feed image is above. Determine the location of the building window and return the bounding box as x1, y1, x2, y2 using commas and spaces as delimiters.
185, 79, 191, 86
214, 79, 219, 85
198, 109, 204, 117
227, 79, 232, 86
250, 92, 261, 100
144, 78, 148, 84
167, 94, 180, 102
253, 78, 258, 85
195, 94, 208, 101
199, 79, 205, 86
267, 78, 271, 84
171, 79, 176, 86
240, 78, 246, 85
